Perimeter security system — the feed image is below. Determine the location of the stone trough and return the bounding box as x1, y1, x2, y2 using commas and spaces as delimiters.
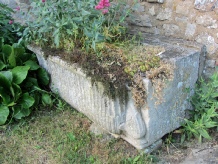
27, 33, 205, 152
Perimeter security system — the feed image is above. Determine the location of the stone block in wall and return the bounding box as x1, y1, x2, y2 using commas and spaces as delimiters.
163, 24, 179, 36
195, 0, 218, 12
149, 6, 156, 16
175, 1, 192, 16
130, 14, 152, 27
195, 15, 217, 28
175, 16, 188, 23
195, 34, 218, 54
156, 8, 172, 21
185, 23, 197, 38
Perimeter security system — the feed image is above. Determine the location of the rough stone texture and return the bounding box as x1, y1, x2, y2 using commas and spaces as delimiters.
3, 0, 217, 79
185, 23, 197, 38
156, 8, 172, 20
27, 34, 202, 150
130, 14, 152, 27
163, 24, 179, 36
126, 0, 218, 78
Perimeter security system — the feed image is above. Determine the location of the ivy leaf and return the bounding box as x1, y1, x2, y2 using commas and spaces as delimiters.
12, 66, 30, 84
0, 105, 9, 125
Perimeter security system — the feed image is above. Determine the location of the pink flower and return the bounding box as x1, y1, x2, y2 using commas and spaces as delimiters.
95, 0, 110, 14
9, 20, 13, 24
42, 0, 45, 2
95, 5, 104, 10
104, 0, 110, 7
15, 6, 20, 11
102, 9, 108, 14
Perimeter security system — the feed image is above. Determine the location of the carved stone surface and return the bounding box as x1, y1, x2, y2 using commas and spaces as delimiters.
27, 34, 203, 150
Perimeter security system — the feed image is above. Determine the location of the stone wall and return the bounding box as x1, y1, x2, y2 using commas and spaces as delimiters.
1, 0, 217, 76
129, 0, 218, 77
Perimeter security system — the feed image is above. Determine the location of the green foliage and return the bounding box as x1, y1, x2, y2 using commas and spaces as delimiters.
0, 41, 52, 125
20, 0, 131, 53
182, 70, 218, 143
0, 3, 23, 44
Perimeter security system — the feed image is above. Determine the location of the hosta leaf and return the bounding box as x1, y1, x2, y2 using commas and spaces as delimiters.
0, 37, 3, 51
13, 106, 31, 119
2, 44, 12, 58
13, 43, 25, 57
37, 67, 49, 85
24, 60, 40, 70
32, 92, 40, 106
0, 72, 12, 89
42, 93, 52, 106
0, 60, 6, 70
1, 71, 13, 83
19, 93, 35, 109
0, 87, 10, 105
24, 77, 39, 88
9, 50, 16, 67
12, 66, 30, 84
0, 105, 9, 125
12, 83, 22, 101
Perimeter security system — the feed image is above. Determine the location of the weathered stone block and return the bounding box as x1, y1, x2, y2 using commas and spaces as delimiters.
156, 8, 172, 20
185, 23, 196, 38
27, 34, 203, 150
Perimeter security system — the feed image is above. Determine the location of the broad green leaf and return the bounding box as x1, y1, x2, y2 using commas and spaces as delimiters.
0, 37, 3, 51
0, 72, 12, 89
24, 77, 39, 88
24, 60, 40, 70
32, 92, 40, 106
12, 83, 22, 101
0, 60, 6, 70
0, 87, 10, 105
37, 68, 49, 85
12, 66, 30, 84
2, 44, 12, 58
9, 49, 16, 67
42, 93, 52, 106
19, 93, 35, 109
1, 71, 13, 83
0, 105, 9, 125
13, 106, 31, 119
13, 43, 25, 58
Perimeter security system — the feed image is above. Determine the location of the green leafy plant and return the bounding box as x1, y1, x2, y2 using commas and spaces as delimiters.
0, 3, 23, 44
0, 39, 52, 125
20, 0, 131, 53
182, 70, 218, 143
